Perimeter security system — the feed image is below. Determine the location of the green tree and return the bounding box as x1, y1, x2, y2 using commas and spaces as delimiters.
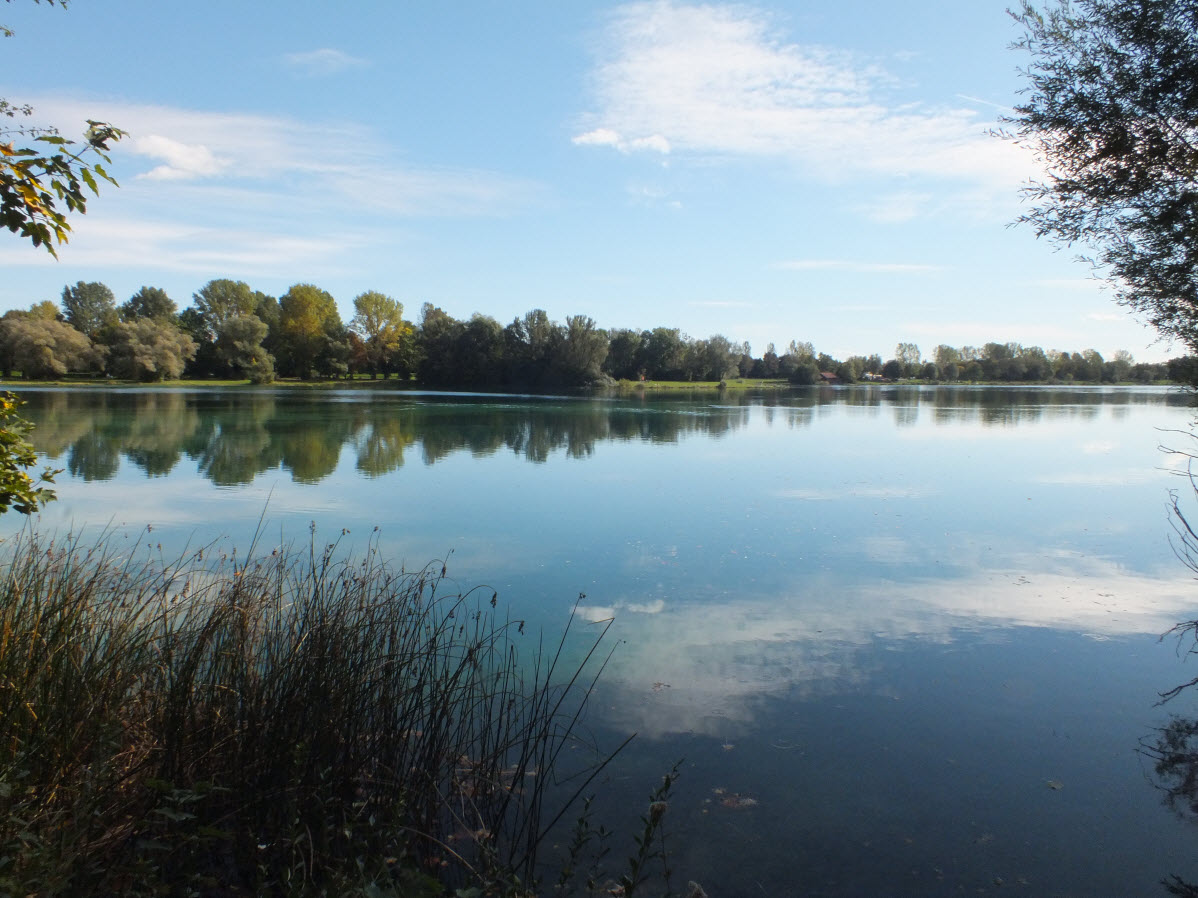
190, 279, 259, 342
760, 343, 780, 377
790, 359, 822, 385
602, 327, 643, 380
1006, 0, 1198, 355
215, 315, 274, 383
0, 313, 97, 378
120, 286, 177, 322
0, 391, 55, 513
549, 314, 610, 388
456, 313, 505, 386
106, 318, 197, 382
417, 304, 463, 386
504, 309, 558, 385
61, 280, 117, 340
639, 327, 686, 380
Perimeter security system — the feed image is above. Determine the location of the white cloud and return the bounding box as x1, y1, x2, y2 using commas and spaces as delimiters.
0, 213, 361, 276
776, 259, 942, 273
575, 2, 1034, 197
133, 134, 226, 180
585, 559, 1197, 737
572, 127, 671, 154
3, 95, 542, 275
283, 48, 368, 76
24, 96, 539, 213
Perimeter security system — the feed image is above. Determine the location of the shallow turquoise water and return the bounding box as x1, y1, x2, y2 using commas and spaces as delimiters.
7, 384, 1198, 894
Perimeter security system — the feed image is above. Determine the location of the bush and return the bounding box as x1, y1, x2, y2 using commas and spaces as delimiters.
0, 527, 623, 896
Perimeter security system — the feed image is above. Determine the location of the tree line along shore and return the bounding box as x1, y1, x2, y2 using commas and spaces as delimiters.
1, 280, 1189, 391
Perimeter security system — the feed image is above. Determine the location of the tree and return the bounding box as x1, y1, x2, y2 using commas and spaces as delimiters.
27, 299, 58, 320
1006, 0, 1198, 354
417, 303, 463, 386
190, 279, 259, 341
895, 342, 921, 370
349, 291, 408, 378
0, 314, 98, 377
275, 283, 347, 378
121, 286, 177, 322
549, 314, 610, 388
0, 391, 55, 513
61, 280, 117, 340
504, 308, 558, 385
790, 359, 821, 385
215, 315, 274, 383
639, 328, 687, 380
603, 328, 643, 380
2, 2, 123, 255
106, 318, 197, 382
760, 343, 780, 377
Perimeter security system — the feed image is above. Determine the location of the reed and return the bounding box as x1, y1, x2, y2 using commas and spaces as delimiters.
0, 526, 625, 896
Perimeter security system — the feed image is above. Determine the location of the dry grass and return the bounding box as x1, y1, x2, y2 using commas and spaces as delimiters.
0, 526, 624, 896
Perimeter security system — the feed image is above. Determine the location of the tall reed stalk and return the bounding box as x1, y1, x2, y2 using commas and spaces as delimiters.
0, 527, 623, 896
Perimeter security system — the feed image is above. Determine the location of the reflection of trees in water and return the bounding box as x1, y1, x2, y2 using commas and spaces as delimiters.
187, 395, 278, 486
1148, 461, 1198, 895
122, 393, 199, 476
354, 410, 418, 478
67, 431, 120, 482
10, 386, 1184, 487
31, 392, 198, 481
1142, 717, 1198, 896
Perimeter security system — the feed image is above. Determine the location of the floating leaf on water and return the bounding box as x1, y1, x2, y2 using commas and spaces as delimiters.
719, 793, 758, 809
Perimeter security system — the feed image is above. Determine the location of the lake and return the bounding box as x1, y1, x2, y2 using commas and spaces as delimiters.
6, 384, 1198, 895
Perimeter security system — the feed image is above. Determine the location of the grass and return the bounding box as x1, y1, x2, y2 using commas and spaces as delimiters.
612, 378, 792, 392
0, 376, 416, 389
0, 525, 647, 896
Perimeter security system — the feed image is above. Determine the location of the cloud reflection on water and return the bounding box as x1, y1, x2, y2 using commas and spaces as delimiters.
581, 557, 1196, 739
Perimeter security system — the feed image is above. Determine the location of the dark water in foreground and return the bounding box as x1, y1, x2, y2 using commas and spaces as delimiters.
7, 384, 1198, 894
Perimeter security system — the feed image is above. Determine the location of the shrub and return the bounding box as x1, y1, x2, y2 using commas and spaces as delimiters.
0, 527, 622, 896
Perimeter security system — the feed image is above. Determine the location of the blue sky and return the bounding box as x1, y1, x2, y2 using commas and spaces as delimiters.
0, 0, 1171, 362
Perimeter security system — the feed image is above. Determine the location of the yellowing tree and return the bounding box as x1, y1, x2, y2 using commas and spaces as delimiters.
350, 291, 410, 379
277, 284, 348, 379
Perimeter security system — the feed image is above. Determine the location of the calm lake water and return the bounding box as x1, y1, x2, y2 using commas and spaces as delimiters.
7, 384, 1198, 894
